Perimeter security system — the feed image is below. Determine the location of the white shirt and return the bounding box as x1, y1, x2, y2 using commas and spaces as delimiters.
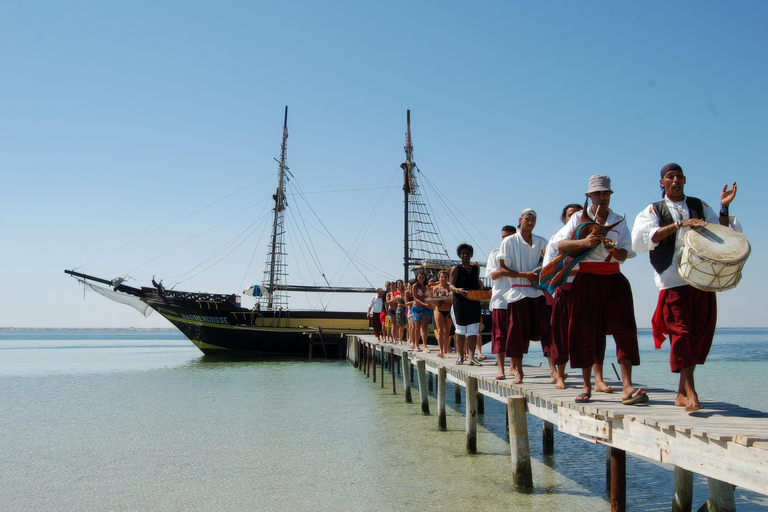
367, 295, 384, 314
631, 196, 719, 290
485, 248, 510, 310
551, 206, 636, 265
499, 231, 547, 303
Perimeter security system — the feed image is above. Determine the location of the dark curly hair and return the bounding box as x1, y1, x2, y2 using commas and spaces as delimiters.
456, 243, 474, 257
561, 203, 583, 223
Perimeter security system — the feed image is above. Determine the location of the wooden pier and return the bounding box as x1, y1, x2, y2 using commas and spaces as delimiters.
347, 335, 768, 512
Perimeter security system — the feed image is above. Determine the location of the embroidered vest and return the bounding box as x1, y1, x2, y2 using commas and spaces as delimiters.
649, 196, 704, 274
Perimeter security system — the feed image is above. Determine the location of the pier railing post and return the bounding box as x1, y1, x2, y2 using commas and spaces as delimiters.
507, 396, 533, 490
437, 367, 446, 431
380, 345, 384, 388
417, 360, 429, 414
610, 447, 626, 512
706, 478, 736, 512
455, 383, 461, 404
402, 351, 412, 403
672, 466, 694, 512
466, 377, 478, 453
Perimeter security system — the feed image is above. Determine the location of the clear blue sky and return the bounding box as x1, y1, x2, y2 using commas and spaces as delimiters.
2, 1, 766, 328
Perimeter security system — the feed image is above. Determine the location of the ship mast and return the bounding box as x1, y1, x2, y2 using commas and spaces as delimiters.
401, 110, 416, 283
265, 106, 289, 309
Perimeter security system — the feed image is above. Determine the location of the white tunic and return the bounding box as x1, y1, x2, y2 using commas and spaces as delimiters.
485, 248, 510, 310
498, 231, 547, 304
551, 207, 636, 265
631, 196, 719, 290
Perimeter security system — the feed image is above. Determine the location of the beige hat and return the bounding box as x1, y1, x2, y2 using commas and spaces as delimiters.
520, 208, 537, 218
586, 174, 612, 196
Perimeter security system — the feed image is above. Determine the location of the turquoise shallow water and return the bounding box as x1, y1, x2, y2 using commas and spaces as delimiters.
1, 329, 766, 511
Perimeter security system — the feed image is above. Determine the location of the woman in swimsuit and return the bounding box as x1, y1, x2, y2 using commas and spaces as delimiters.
430, 270, 453, 357
410, 272, 433, 352
404, 279, 416, 349
385, 282, 398, 343
394, 280, 407, 343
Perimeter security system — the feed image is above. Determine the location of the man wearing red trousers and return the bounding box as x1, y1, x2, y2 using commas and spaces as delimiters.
632, 163, 737, 412
554, 175, 646, 405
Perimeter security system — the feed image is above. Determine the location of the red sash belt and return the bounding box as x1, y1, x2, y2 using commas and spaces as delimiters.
578, 262, 621, 275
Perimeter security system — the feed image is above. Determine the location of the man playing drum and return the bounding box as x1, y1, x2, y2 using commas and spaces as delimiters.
631, 163, 737, 412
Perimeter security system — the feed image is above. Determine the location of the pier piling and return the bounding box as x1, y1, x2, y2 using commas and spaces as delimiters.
543, 421, 555, 455
417, 360, 429, 414
437, 367, 447, 431
672, 466, 694, 512
507, 396, 533, 490
466, 377, 478, 453
707, 478, 736, 512
402, 351, 412, 403
610, 447, 626, 512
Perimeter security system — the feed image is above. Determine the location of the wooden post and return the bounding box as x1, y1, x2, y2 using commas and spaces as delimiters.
402, 351, 412, 403
417, 360, 429, 414
507, 396, 533, 489
477, 393, 484, 415
706, 478, 736, 512
610, 447, 626, 512
542, 421, 555, 455
437, 367, 447, 431
372, 345, 377, 383
455, 383, 462, 404
605, 446, 611, 492
466, 377, 478, 453
390, 350, 396, 394
672, 466, 694, 512
380, 345, 384, 388
428, 372, 433, 392
365, 343, 370, 377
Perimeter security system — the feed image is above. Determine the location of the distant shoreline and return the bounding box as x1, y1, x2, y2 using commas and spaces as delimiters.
0, 327, 178, 331
1, 326, 765, 331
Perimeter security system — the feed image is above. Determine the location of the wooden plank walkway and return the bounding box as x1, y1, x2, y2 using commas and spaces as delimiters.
347, 334, 768, 508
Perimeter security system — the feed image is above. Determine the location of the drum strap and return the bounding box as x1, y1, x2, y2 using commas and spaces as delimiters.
650, 196, 704, 274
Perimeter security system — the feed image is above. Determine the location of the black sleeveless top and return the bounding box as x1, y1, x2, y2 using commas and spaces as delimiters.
452, 265, 481, 325
649, 196, 704, 274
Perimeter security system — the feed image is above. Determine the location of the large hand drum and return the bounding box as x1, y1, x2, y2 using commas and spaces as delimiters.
678, 224, 750, 292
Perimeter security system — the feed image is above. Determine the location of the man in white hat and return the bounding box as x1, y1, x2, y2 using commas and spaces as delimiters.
552, 175, 646, 405
631, 163, 737, 412
496, 209, 550, 383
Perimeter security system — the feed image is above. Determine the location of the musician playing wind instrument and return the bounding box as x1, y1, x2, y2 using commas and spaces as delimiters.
553, 175, 645, 405
631, 163, 737, 412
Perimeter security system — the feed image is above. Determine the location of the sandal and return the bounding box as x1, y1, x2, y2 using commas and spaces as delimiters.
575, 392, 591, 404
456, 357, 465, 365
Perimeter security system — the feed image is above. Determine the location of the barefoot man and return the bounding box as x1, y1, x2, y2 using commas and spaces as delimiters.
543, 203, 614, 392
631, 163, 737, 412
485, 225, 516, 379
554, 175, 646, 405
498, 209, 550, 384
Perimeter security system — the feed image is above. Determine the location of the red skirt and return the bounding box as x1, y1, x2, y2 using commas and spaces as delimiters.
505, 296, 551, 359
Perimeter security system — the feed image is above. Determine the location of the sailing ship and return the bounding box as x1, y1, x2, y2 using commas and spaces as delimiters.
66, 108, 468, 356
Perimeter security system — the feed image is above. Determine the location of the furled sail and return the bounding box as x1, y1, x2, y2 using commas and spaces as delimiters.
83, 281, 153, 317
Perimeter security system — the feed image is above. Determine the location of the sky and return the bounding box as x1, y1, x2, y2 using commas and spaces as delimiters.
2, 1, 766, 328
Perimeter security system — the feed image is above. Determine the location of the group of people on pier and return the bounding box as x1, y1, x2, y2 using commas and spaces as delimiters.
369, 164, 739, 413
